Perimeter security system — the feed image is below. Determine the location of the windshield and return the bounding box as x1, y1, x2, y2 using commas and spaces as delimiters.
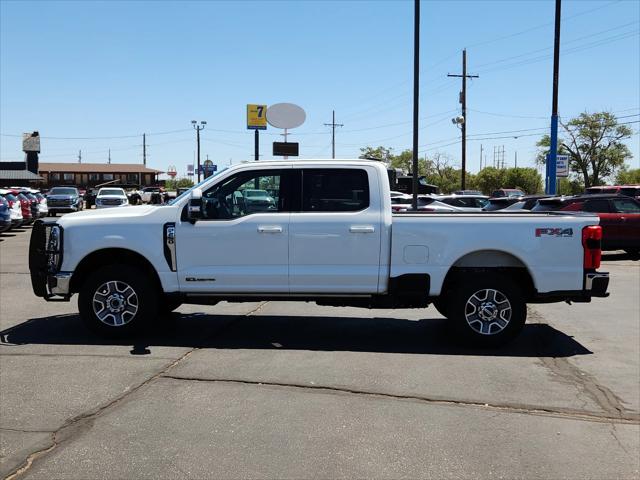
98, 189, 125, 196
167, 168, 228, 206
49, 187, 78, 195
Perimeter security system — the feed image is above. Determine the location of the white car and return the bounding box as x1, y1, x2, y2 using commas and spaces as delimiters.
0, 189, 23, 227
95, 188, 129, 209
29, 159, 609, 347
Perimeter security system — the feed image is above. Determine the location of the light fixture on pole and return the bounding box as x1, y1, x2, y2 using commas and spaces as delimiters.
192, 120, 207, 182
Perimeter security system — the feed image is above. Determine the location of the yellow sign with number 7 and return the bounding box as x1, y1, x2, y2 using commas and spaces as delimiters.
247, 104, 267, 130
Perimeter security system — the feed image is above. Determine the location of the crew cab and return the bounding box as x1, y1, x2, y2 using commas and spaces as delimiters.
29, 160, 609, 346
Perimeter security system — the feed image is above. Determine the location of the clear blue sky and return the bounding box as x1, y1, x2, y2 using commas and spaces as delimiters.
1, 0, 638, 179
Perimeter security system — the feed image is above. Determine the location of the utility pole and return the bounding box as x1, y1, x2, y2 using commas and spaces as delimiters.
78, 150, 82, 164
108, 149, 111, 164
515, 151, 518, 168
143, 134, 146, 166
479, 144, 483, 171
448, 49, 478, 190
546, 0, 562, 195
192, 121, 207, 182
411, 0, 420, 211
323, 110, 343, 159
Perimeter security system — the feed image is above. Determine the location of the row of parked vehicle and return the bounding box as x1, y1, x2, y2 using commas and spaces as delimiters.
390, 185, 640, 255
0, 187, 49, 233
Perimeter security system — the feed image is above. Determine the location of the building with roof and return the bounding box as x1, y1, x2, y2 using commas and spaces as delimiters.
37, 163, 163, 188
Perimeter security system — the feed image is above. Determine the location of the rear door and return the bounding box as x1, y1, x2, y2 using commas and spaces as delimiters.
610, 197, 640, 249
289, 166, 382, 293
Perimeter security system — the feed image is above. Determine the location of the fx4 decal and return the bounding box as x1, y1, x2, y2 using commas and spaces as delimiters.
535, 227, 573, 237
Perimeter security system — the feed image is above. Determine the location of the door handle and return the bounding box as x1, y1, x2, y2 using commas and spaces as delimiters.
258, 225, 283, 233
349, 225, 375, 233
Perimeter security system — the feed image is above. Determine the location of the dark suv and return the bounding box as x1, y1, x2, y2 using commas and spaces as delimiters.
46, 186, 83, 216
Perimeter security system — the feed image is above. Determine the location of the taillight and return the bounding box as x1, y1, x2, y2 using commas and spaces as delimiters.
582, 225, 602, 269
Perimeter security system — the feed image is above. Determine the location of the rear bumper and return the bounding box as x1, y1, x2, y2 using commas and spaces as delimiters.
531, 271, 609, 303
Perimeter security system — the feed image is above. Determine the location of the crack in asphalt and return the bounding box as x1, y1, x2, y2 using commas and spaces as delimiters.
3, 302, 268, 480
159, 375, 640, 425
527, 308, 630, 419
0, 428, 54, 434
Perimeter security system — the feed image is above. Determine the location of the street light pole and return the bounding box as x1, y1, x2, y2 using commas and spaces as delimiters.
192, 120, 207, 182
411, 0, 420, 211
546, 0, 562, 194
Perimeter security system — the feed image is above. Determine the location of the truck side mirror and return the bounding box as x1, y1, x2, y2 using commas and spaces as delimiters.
188, 188, 203, 223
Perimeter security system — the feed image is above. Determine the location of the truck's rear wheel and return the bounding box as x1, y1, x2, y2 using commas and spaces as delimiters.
79, 264, 158, 336
447, 273, 526, 347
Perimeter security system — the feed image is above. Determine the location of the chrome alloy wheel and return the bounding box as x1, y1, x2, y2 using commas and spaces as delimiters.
92, 281, 139, 327
464, 288, 512, 336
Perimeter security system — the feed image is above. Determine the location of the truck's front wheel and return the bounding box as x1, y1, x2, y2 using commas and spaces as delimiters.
79, 265, 159, 336
447, 273, 526, 347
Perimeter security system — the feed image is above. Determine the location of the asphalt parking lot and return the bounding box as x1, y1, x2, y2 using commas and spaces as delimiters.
0, 222, 638, 479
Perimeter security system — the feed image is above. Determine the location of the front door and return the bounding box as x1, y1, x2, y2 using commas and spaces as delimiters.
176, 168, 292, 293
289, 167, 382, 294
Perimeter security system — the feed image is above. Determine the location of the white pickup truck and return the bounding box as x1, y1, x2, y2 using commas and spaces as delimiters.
29, 160, 609, 346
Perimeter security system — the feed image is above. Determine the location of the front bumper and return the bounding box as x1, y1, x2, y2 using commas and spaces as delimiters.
49, 205, 79, 212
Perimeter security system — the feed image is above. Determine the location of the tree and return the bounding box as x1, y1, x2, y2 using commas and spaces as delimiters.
615, 166, 640, 185
475, 167, 507, 195
165, 177, 194, 190
536, 111, 633, 187
359, 146, 393, 162
504, 168, 543, 194
423, 152, 461, 193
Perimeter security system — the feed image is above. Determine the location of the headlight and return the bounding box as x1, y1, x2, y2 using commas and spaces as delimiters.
47, 225, 62, 271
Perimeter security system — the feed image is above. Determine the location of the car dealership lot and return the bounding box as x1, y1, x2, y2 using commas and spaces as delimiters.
0, 224, 638, 479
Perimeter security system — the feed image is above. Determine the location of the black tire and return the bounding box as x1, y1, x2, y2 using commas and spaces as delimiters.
624, 248, 639, 257
432, 297, 449, 318
78, 264, 159, 337
447, 272, 526, 347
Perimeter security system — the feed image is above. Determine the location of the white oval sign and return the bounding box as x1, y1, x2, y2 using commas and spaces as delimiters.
266, 103, 306, 129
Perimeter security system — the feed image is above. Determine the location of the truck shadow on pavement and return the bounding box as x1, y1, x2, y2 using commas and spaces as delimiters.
0, 312, 592, 358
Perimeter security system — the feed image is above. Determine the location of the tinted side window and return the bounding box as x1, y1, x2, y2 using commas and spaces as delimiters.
302, 169, 369, 212
612, 198, 640, 213
583, 199, 611, 213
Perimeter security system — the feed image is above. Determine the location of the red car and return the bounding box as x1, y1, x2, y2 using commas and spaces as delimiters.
9, 190, 33, 225
585, 185, 640, 200
534, 194, 640, 255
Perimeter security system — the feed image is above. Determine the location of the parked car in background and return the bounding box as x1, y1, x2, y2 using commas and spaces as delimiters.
140, 187, 165, 204
453, 190, 484, 196
491, 188, 525, 198
584, 186, 621, 195
95, 188, 129, 209
34, 192, 48, 217
533, 194, 640, 254
0, 196, 11, 233
501, 195, 554, 212
46, 186, 83, 216
619, 185, 640, 200
482, 197, 523, 211
391, 194, 462, 212
0, 190, 24, 227
242, 189, 276, 213
14, 192, 33, 225
438, 194, 489, 211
